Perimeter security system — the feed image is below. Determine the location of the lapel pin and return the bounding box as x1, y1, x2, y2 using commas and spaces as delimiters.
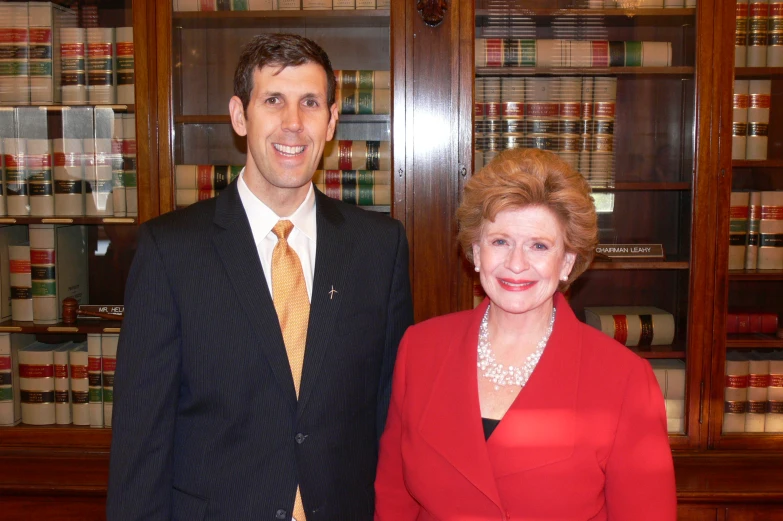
328, 285, 338, 300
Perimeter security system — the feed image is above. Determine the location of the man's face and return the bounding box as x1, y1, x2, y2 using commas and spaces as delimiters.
229, 63, 338, 208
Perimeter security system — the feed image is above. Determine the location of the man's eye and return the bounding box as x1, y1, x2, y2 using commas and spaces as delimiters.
304, 99, 318, 108
265, 97, 279, 104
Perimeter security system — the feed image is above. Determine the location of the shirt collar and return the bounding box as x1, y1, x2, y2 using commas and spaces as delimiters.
237, 168, 317, 242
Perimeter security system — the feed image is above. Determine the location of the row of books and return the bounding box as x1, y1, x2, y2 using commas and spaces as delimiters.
732, 80, 770, 161
173, 0, 388, 10
174, 165, 392, 207
649, 360, 686, 434
333, 71, 390, 115
583, 0, 696, 6
0, 3, 135, 106
0, 113, 137, 218
724, 350, 783, 433
0, 332, 117, 428
583, 306, 676, 348
727, 311, 779, 334
475, 76, 616, 188
0, 224, 89, 324
735, 0, 783, 68
728, 191, 783, 271
475, 39, 673, 69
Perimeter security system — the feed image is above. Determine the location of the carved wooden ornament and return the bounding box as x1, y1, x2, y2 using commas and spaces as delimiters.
417, 0, 448, 27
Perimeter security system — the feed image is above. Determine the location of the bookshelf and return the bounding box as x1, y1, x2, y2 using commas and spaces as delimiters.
3, 0, 783, 518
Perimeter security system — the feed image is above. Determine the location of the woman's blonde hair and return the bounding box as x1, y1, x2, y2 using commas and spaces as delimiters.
457, 148, 598, 290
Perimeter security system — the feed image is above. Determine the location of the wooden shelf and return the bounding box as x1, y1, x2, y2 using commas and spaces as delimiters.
0, 320, 121, 334
632, 348, 686, 359
735, 67, 783, 78
0, 425, 111, 449
732, 159, 783, 168
728, 269, 783, 281
588, 260, 689, 270
475, 66, 693, 76
172, 9, 390, 29
592, 182, 691, 191
476, 8, 695, 26
0, 104, 134, 113
0, 217, 136, 225
174, 114, 389, 124
726, 334, 783, 349
360, 205, 390, 213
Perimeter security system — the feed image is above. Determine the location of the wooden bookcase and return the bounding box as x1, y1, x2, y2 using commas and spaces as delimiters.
2, 0, 783, 519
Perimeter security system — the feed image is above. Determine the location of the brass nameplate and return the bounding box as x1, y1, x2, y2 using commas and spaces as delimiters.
42, 218, 74, 224
48, 326, 79, 333
103, 327, 121, 333
0, 326, 23, 332
102, 218, 136, 224
595, 244, 665, 259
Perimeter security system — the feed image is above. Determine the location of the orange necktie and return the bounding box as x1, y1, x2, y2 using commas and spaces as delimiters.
271, 220, 309, 521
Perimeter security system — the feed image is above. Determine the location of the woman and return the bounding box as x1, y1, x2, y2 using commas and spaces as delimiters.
375, 148, 676, 520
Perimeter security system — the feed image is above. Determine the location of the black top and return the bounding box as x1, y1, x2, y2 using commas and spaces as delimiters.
482, 417, 501, 440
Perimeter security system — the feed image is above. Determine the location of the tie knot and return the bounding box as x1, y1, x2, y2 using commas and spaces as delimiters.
272, 220, 294, 240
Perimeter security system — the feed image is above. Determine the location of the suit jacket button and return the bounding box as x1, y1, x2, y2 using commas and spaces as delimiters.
275, 509, 287, 519
295, 433, 307, 444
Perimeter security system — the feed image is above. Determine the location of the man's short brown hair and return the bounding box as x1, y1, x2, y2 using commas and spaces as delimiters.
233, 33, 336, 111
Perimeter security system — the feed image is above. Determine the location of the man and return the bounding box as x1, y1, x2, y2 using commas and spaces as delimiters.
106, 33, 413, 521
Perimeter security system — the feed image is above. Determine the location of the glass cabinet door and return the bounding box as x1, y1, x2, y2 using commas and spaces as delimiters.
714, 0, 783, 449
0, 0, 145, 438
163, 2, 392, 215
473, 0, 707, 448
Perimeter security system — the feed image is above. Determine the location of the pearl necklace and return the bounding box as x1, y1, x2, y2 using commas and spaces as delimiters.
477, 305, 556, 391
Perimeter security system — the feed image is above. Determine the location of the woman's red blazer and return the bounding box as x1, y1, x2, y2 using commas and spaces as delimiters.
375, 293, 676, 521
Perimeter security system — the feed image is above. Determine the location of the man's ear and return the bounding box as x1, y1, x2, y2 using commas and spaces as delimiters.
229, 96, 248, 137
326, 102, 339, 141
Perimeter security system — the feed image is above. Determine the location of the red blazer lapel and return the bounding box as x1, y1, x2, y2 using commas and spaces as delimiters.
417, 299, 503, 509
487, 293, 580, 477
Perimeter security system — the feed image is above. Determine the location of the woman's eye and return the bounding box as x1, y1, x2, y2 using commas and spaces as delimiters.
492, 239, 507, 246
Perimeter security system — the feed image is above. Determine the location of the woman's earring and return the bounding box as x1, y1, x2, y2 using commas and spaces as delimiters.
474, 266, 480, 272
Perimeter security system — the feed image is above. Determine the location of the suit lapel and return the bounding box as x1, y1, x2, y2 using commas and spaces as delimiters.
418, 299, 503, 510
211, 182, 297, 408
487, 292, 579, 476
296, 191, 354, 420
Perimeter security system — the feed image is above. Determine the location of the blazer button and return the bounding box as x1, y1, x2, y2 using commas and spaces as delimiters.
275, 509, 287, 519
295, 433, 307, 444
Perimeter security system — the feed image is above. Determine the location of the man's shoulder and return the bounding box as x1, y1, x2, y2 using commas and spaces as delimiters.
142, 197, 218, 241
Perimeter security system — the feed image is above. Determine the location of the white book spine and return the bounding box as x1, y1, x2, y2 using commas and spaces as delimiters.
84, 138, 114, 216
733, 80, 749, 160
747, 0, 770, 67
28, 2, 54, 105
0, 3, 30, 105
112, 115, 126, 216
115, 27, 134, 104
54, 343, 72, 424
87, 333, 103, 428
122, 114, 137, 216
737, 0, 749, 67
53, 138, 85, 216
29, 224, 57, 324
0, 333, 18, 425
69, 343, 89, 425
723, 358, 750, 433
27, 138, 54, 217
86, 28, 116, 104
60, 27, 87, 105
356, 0, 375, 8
19, 344, 56, 425
101, 333, 119, 427
9, 243, 33, 322
747, 79, 771, 160
3, 138, 30, 216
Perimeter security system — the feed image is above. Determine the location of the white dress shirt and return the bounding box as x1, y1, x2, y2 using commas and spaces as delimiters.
237, 170, 317, 301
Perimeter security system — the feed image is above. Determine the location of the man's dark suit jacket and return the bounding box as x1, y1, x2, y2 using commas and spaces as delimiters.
106, 180, 413, 521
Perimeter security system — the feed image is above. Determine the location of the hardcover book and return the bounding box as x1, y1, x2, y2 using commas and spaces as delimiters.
0, 332, 36, 426
18, 341, 56, 425
583, 306, 675, 347
29, 224, 89, 324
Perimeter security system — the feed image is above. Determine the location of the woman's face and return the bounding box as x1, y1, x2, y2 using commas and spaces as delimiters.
472, 205, 576, 318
